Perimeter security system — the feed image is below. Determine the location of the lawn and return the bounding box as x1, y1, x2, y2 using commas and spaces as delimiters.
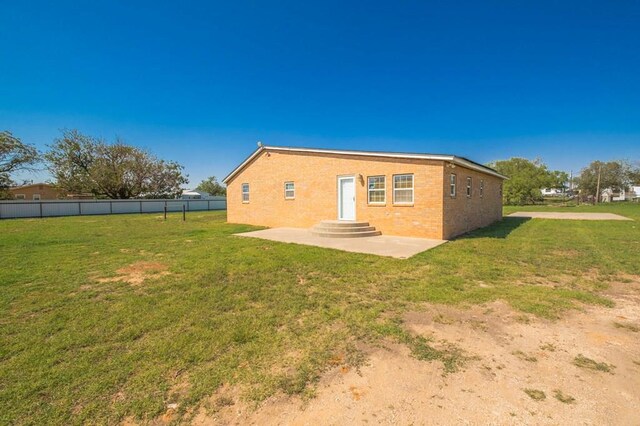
1, 204, 639, 424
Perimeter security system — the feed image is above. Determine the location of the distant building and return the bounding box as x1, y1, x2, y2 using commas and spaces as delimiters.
180, 189, 212, 200
8, 183, 63, 200
7, 183, 94, 200
541, 188, 564, 197
601, 185, 640, 202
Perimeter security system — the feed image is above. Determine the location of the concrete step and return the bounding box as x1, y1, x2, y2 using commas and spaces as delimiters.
312, 225, 377, 233
310, 229, 382, 238
311, 220, 381, 238
318, 220, 370, 228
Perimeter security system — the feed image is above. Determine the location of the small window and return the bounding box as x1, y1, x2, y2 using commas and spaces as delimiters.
284, 181, 295, 199
450, 174, 456, 197
15, 194, 25, 200
480, 180, 484, 198
393, 174, 414, 204
367, 176, 386, 204
241, 183, 250, 203
466, 177, 472, 198
33, 194, 41, 200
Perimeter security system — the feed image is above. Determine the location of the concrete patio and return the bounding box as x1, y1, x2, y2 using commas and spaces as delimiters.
234, 228, 447, 258
508, 212, 632, 220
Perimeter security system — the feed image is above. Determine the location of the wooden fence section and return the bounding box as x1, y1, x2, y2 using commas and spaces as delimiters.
0, 198, 226, 219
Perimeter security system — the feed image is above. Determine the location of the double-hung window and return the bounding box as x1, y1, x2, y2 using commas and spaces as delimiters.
480, 180, 484, 198
367, 176, 386, 204
393, 174, 414, 204
450, 174, 457, 197
284, 181, 295, 199
466, 177, 472, 198
242, 183, 250, 203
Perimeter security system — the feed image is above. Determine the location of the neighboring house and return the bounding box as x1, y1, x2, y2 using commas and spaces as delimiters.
602, 185, 640, 202
180, 189, 212, 200
8, 183, 63, 200
541, 188, 564, 197
223, 145, 507, 240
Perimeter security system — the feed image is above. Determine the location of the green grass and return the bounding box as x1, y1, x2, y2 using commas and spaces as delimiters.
1, 203, 639, 424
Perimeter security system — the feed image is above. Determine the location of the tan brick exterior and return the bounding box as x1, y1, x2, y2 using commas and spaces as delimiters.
8, 184, 63, 200
442, 165, 503, 239
226, 149, 503, 240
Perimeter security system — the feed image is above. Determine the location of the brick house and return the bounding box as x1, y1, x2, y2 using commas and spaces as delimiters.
223, 145, 507, 240
8, 183, 63, 200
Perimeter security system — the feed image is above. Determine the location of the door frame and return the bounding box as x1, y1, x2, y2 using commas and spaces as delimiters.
337, 175, 356, 221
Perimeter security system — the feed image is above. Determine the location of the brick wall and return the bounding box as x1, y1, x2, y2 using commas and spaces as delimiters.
9, 184, 63, 200
227, 150, 446, 238
441, 164, 503, 239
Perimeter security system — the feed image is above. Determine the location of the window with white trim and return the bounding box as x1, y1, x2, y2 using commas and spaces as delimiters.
450, 174, 456, 197
466, 177, 472, 197
15, 194, 25, 200
480, 180, 484, 198
367, 176, 386, 204
393, 174, 414, 204
242, 183, 250, 203
284, 181, 295, 199
33, 194, 41, 200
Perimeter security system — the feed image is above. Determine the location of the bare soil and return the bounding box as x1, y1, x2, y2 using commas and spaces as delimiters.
187, 279, 640, 425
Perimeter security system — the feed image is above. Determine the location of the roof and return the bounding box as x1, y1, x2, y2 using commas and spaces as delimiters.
181, 189, 210, 196
223, 145, 508, 183
9, 183, 57, 190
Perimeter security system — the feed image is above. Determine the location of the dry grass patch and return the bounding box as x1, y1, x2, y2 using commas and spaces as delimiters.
573, 354, 615, 374
524, 388, 546, 401
553, 389, 576, 404
613, 322, 639, 332
98, 261, 170, 285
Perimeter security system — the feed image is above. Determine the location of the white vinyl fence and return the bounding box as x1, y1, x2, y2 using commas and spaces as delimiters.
0, 197, 226, 219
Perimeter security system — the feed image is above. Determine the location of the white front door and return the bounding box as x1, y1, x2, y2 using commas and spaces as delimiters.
338, 176, 356, 220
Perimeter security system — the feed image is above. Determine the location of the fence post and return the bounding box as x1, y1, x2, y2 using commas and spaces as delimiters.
164, 205, 167, 220
140, 200, 143, 214
78, 202, 82, 216
182, 205, 186, 221
207, 200, 210, 211
110, 201, 113, 214
39, 202, 43, 218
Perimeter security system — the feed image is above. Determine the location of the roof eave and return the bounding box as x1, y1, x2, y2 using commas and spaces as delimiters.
222, 145, 508, 183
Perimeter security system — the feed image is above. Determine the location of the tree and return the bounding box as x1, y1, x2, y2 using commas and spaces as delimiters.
1, 131, 40, 199
488, 158, 563, 205
577, 160, 636, 201
195, 176, 226, 196
45, 129, 188, 199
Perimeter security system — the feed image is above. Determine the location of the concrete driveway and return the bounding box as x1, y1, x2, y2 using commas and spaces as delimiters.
235, 228, 447, 259
508, 212, 632, 220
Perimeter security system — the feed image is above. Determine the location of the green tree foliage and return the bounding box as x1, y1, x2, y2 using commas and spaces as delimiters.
489, 158, 565, 205
195, 176, 226, 196
577, 160, 637, 199
45, 129, 188, 199
0, 131, 40, 199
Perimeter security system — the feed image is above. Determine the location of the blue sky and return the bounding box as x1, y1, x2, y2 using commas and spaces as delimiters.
1, 1, 639, 185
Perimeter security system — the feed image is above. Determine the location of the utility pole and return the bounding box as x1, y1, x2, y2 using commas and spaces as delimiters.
595, 163, 602, 204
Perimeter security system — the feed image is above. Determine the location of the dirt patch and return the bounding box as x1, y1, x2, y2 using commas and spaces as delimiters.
98, 262, 170, 285
192, 289, 640, 425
